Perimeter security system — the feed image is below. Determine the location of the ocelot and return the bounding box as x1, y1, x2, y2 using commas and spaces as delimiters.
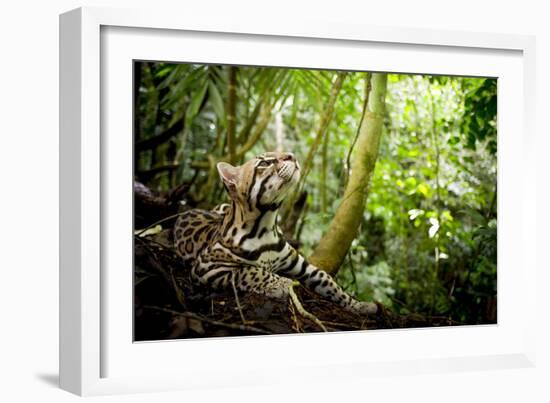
174, 151, 377, 315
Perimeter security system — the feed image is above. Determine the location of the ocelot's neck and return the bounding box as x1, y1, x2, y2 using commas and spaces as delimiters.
221, 201, 280, 247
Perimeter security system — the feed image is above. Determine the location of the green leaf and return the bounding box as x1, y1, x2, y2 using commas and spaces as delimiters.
155, 66, 173, 79
448, 136, 460, 145
208, 81, 225, 123
417, 183, 430, 197
442, 210, 454, 222
135, 225, 163, 237
185, 81, 208, 127
405, 177, 417, 188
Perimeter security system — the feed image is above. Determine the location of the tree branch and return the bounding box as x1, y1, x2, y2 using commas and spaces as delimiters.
282, 72, 346, 219
237, 96, 263, 144
226, 66, 238, 164
135, 120, 184, 152
137, 163, 180, 181
300, 72, 346, 182
235, 103, 273, 160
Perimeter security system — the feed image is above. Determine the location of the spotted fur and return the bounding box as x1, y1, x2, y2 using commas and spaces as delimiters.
174, 151, 377, 315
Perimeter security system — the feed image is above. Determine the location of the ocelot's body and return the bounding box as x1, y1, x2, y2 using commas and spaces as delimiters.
174, 151, 377, 315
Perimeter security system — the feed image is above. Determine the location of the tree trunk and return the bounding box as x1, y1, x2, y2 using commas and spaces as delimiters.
309, 73, 388, 274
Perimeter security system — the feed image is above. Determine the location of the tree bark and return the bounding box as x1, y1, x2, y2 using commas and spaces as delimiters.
309, 73, 388, 275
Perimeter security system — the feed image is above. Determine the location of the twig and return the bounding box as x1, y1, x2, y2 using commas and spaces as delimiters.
135, 237, 170, 277
135, 212, 186, 237
134, 236, 176, 263
388, 295, 408, 308
230, 274, 247, 325
136, 239, 188, 310
288, 297, 302, 332
344, 72, 371, 187
142, 305, 270, 335
170, 269, 186, 309
288, 281, 327, 332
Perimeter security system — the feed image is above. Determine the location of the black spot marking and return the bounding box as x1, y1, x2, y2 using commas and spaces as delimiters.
296, 260, 309, 279
235, 238, 286, 261
193, 225, 210, 242
309, 279, 323, 290
238, 210, 266, 245
222, 202, 236, 237
205, 269, 231, 285
279, 253, 299, 274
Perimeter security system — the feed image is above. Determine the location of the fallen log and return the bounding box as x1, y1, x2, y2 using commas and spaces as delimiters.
134, 179, 192, 228
133, 180, 461, 340
134, 231, 461, 341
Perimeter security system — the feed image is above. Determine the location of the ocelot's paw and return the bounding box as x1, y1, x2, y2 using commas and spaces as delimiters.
260, 276, 293, 300
352, 301, 378, 316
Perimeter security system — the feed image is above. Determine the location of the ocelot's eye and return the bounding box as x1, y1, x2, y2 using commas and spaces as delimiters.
258, 160, 270, 168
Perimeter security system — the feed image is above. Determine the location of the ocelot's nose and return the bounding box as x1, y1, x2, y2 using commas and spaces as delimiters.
280, 152, 295, 162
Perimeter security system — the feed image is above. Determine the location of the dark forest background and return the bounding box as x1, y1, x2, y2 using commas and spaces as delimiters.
133, 62, 497, 339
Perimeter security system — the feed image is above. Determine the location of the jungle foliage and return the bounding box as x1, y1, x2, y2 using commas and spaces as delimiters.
134, 61, 497, 327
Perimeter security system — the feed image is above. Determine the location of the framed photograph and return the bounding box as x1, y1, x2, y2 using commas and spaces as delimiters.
60, 6, 537, 396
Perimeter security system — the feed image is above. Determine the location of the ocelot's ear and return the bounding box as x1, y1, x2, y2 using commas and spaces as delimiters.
217, 162, 239, 197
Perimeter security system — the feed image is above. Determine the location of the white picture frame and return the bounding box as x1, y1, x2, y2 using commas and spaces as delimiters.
59, 6, 537, 396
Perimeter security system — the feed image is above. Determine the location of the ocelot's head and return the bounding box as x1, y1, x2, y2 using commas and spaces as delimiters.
217, 151, 300, 212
